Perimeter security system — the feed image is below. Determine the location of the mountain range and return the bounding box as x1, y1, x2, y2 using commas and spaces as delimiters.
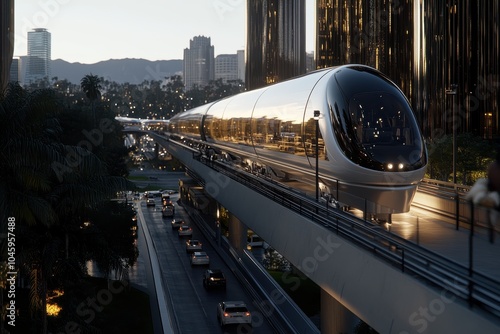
51, 58, 183, 84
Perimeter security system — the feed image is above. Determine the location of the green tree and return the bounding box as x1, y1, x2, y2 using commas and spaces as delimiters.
0, 83, 64, 333
427, 133, 495, 184
1, 83, 133, 333
80, 74, 102, 126
185, 83, 207, 109
164, 75, 186, 117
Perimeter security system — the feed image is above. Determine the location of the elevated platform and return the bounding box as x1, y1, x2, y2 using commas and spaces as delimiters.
149, 132, 500, 334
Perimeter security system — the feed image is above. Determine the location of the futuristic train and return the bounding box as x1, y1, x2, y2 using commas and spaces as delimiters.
167, 65, 428, 220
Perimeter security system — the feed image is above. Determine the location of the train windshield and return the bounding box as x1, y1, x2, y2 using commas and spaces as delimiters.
329, 67, 426, 171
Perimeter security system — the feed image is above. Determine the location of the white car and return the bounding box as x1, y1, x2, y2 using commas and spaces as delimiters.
247, 234, 269, 250
217, 301, 251, 327
190, 251, 209, 266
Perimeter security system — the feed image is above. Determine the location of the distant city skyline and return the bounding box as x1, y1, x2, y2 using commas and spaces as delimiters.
14, 0, 316, 64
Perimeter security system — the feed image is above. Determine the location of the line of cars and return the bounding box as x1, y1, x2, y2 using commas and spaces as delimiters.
172, 219, 210, 266
143, 190, 177, 217
144, 191, 255, 328
171, 217, 252, 328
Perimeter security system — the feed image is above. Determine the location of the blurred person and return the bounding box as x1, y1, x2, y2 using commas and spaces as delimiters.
466, 147, 500, 242
488, 148, 500, 194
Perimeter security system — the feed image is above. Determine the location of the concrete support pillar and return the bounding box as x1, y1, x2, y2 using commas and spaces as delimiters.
321, 289, 359, 334
228, 213, 247, 255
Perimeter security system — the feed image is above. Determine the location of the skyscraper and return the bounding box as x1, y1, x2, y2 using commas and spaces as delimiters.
316, 0, 500, 140
183, 36, 214, 91
246, 0, 306, 90
26, 28, 51, 85
1, 0, 14, 91
9, 58, 19, 83
215, 54, 239, 83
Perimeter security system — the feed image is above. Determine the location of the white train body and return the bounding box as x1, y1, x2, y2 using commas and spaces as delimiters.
168, 65, 428, 215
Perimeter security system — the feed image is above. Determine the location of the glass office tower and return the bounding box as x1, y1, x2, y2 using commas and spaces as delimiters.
246, 0, 306, 90
317, 0, 499, 140
26, 28, 52, 85
1, 0, 14, 91
183, 36, 215, 91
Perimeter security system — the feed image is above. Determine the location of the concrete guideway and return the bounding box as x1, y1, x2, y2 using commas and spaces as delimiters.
151, 133, 500, 334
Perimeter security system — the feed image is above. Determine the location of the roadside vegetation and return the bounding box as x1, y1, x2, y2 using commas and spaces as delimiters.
0, 77, 140, 333
426, 133, 497, 185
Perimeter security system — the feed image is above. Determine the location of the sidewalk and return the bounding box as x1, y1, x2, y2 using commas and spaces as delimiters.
389, 207, 500, 278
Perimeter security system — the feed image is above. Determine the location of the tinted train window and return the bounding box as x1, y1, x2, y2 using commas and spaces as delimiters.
350, 92, 418, 147
329, 67, 426, 171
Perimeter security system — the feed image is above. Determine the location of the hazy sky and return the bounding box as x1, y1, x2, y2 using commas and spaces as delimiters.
14, 0, 316, 64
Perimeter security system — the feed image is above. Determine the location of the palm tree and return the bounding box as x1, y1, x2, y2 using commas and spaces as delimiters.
80, 74, 102, 126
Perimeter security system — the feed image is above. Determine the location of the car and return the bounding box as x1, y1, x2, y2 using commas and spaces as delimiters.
203, 269, 226, 289
246, 234, 269, 250
146, 199, 155, 207
216, 301, 251, 327
171, 219, 185, 230
178, 225, 193, 237
162, 205, 175, 218
185, 239, 203, 253
161, 194, 172, 206
190, 251, 209, 266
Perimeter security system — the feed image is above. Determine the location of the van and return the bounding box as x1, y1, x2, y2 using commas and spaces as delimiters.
147, 191, 162, 205
247, 234, 269, 249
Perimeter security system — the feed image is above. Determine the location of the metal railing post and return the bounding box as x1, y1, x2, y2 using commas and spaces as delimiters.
468, 200, 474, 307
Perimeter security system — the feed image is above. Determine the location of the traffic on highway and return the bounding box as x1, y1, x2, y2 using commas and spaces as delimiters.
136, 186, 277, 333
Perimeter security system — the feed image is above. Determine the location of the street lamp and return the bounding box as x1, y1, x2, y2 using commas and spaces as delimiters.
446, 84, 458, 184
314, 110, 320, 202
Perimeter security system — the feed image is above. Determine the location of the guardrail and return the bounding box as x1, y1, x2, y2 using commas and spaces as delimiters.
416, 179, 499, 235
184, 204, 318, 334
174, 141, 500, 321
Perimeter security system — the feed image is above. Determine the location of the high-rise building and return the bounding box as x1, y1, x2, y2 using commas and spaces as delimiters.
316, 0, 500, 140
26, 28, 51, 85
215, 54, 239, 83
305, 52, 315, 73
10, 58, 19, 83
1, 0, 14, 91
183, 36, 214, 91
246, 0, 306, 90
237, 50, 245, 82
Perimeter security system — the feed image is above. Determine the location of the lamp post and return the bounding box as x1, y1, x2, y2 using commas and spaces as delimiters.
446, 84, 458, 184
216, 206, 221, 246
314, 110, 320, 202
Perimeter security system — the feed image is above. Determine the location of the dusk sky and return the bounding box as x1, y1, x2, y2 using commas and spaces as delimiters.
14, 0, 316, 64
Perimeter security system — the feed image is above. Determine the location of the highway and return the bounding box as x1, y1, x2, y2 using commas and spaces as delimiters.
134, 179, 277, 333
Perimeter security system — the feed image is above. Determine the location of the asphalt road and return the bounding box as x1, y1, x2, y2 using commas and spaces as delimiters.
139, 192, 276, 333
129, 169, 185, 191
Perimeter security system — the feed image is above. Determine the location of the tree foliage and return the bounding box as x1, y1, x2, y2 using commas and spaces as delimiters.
426, 133, 496, 184
0, 82, 135, 333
